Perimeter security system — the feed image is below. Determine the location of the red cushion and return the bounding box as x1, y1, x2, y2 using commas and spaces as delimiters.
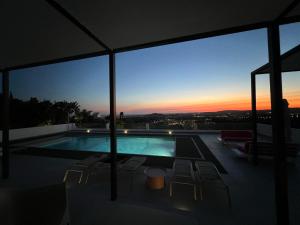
221, 130, 252, 141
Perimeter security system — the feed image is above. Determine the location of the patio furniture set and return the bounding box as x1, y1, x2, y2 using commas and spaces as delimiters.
63, 155, 146, 185
218, 130, 299, 161
63, 156, 231, 206
169, 159, 231, 207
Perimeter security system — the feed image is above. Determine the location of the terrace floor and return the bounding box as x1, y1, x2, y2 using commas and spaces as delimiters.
0, 133, 299, 225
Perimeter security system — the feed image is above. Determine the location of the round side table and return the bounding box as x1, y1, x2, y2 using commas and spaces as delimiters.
144, 167, 166, 190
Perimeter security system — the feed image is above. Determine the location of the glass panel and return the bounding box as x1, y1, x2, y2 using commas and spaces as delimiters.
256, 74, 272, 140
116, 29, 268, 132
10, 56, 109, 129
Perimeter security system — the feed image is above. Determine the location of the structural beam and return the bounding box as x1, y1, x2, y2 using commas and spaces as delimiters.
45, 0, 111, 51
3, 10, 300, 72
109, 52, 117, 201
114, 17, 300, 54
251, 72, 258, 164
45, 0, 117, 200
6, 50, 110, 72
2, 70, 10, 179
276, 0, 300, 21
268, 23, 289, 225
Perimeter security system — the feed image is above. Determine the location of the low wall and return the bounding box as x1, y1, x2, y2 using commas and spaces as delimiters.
257, 123, 300, 145
0, 123, 76, 142
257, 123, 273, 137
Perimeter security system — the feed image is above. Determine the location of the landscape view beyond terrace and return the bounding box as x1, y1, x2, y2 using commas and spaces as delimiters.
1, 23, 300, 130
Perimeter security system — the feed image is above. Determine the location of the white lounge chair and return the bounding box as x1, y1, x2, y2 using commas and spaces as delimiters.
195, 160, 231, 207
63, 154, 108, 184
169, 159, 197, 200
119, 156, 147, 192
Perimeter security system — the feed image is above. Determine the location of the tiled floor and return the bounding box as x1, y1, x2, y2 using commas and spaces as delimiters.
200, 134, 300, 225
0, 133, 299, 225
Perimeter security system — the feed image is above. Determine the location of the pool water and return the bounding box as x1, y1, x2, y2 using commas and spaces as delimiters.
36, 136, 176, 157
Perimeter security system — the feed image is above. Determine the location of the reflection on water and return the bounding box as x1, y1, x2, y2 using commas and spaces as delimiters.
38, 136, 175, 157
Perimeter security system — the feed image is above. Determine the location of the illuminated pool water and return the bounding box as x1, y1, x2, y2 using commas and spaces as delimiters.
36, 136, 175, 157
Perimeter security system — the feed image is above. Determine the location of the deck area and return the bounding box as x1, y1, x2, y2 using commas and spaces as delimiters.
1, 133, 299, 225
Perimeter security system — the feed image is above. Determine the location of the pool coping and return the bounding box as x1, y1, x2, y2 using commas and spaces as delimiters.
11, 131, 227, 173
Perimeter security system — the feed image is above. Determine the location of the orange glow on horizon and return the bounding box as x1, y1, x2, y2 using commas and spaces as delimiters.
117, 93, 300, 114
89, 92, 300, 114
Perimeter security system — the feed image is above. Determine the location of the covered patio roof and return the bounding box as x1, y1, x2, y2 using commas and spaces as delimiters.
252, 43, 300, 74
2, 1, 300, 224
1, 0, 300, 71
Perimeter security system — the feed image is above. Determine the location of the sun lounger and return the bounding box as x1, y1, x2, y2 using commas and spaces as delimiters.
119, 156, 147, 191
0, 183, 68, 225
195, 160, 231, 207
84, 156, 147, 189
63, 154, 108, 184
120, 156, 147, 171
169, 159, 197, 200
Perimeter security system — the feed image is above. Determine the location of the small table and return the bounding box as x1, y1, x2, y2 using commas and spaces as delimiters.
144, 167, 166, 190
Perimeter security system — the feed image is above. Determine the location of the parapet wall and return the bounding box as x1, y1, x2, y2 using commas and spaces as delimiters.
257, 123, 300, 145
0, 123, 76, 142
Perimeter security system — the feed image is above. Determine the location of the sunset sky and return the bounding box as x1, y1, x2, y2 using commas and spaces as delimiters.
6, 22, 300, 115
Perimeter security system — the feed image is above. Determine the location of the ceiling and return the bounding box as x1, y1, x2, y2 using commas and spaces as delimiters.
1, 0, 300, 70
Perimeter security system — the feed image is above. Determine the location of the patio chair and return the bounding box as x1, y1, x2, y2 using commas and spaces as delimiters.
169, 159, 197, 200
119, 156, 147, 191
63, 154, 108, 184
0, 183, 68, 225
195, 160, 231, 207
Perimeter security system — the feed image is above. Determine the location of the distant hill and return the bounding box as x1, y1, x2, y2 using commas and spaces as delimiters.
124, 108, 300, 117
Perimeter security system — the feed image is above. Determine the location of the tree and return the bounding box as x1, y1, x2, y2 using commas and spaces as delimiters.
0, 94, 105, 128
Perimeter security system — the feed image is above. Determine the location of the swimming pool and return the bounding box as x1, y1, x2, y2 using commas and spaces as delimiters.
35, 136, 176, 157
